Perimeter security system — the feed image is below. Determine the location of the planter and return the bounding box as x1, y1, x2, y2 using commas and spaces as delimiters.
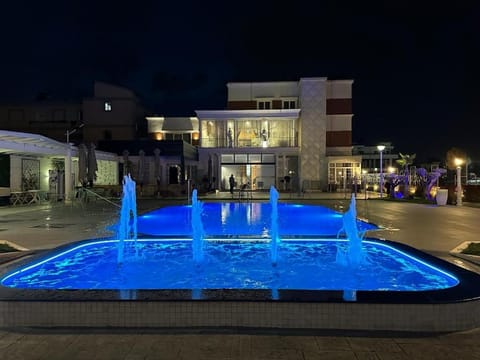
436, 189, 448, 206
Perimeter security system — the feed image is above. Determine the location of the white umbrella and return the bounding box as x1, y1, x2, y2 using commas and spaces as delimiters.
87, 143, 98, 186
153, 148, 161, 179
77, 143, 88, 186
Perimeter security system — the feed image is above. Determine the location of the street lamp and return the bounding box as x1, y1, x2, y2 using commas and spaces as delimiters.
377, 145, 385, 198
65, 123, 84, 202
454, 157, 463, 206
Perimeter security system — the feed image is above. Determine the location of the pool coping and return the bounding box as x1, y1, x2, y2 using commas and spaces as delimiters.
1, 238, 480, 332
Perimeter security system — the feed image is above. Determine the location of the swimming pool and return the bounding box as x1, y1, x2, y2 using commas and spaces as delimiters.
0, 238, 458, 292
136, 202, 378, 237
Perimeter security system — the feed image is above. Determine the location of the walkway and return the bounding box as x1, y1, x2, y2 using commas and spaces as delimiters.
1, 193, 480, 359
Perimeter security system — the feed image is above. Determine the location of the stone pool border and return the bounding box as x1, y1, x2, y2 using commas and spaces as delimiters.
1, 238, 480, 332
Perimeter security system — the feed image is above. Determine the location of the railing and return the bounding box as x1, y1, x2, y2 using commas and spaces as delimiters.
75, 187, 120, 208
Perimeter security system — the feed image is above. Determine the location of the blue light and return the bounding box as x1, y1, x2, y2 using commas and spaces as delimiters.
1, 238, 458, 291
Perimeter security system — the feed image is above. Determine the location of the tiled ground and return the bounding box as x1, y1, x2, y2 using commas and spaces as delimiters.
1, 327, 480, 360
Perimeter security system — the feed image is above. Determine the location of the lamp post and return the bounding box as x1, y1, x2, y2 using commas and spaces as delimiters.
362, 169, 368, 200
377, 145, 385, 198
454, 158, 463, 206
65, 124, 84, 202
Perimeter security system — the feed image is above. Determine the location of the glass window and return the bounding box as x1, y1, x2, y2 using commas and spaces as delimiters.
235, 154, 248, 163
249, 154, 261, 163
262, 154, 275, 163
221, 154, 234, 163
104, 101, 112, 111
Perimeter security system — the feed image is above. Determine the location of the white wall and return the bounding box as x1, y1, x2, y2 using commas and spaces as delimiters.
326, 80, 353, 99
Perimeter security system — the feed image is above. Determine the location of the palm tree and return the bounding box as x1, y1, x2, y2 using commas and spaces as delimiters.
396, 153, 416, 197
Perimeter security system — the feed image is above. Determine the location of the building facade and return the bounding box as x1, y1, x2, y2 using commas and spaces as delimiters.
194, 77, 361, 192
82, 81, 147, 144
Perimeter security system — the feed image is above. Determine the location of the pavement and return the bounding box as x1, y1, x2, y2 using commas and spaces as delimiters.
1, 191, 480, 359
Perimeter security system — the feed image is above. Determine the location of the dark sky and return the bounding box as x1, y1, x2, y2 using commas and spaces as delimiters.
1, 1, 479, 162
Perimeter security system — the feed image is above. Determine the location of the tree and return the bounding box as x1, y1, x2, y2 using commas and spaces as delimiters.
416, 168, 447, 200
396, 153, 416, 197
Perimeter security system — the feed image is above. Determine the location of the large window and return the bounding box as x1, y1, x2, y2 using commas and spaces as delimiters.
201, 119, 297, 148
258, 101, 271, 109
328, 161, 361, 190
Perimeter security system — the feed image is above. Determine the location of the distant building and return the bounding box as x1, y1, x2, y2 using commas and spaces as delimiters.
352, 143, 398, 173
0, 99, 82, 143
82, 81, 147, 144
0, 81, 147, 145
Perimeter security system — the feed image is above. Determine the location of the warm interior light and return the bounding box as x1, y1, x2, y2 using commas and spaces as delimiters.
154, 132, 163, 140
192, 132, 199, 141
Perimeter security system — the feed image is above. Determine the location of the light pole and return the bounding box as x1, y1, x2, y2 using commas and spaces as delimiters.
455, 158, 463, 206
65, 124, 84, 202
377, 145, 385, 198
362, 169, 368, 200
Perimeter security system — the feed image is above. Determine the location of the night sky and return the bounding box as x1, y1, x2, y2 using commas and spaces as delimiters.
1, 1, 479, 162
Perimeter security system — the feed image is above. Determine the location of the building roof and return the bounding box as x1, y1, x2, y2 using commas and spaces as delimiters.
0, 130, 117, 161
0, 130, 69, 156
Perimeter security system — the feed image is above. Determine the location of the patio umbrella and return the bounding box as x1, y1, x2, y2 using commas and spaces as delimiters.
77, 143, 88, 186
153, 148, 161, 180
137, 149, 146, 186
87, 143, 98, 186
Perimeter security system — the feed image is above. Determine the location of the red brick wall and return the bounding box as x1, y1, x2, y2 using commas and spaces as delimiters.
326, 131, 352, 147
227, 101, 257, 110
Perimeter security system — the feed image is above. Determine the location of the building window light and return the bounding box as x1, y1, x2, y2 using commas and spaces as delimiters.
104, 101, 112, 112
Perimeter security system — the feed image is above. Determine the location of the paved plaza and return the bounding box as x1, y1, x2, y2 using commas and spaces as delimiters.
1, 192, 480, 359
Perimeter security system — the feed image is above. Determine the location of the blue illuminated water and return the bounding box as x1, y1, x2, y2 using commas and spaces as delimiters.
270, 186, 280, 264
136, 202, 378, 237
117, 174, 137, 263
1, 239, 458, 290
191, 189, 204, 263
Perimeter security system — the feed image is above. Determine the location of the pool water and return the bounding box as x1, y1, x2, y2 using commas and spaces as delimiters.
1, 239, 459, 291
136, 202, 378, 237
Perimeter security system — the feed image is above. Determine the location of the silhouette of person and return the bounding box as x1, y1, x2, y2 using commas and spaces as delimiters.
261, 129, 268, 141
229, 174, 235, 194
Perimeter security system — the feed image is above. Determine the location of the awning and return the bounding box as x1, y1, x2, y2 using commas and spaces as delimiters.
0, 130, 69, 156
0, 130, 118, 161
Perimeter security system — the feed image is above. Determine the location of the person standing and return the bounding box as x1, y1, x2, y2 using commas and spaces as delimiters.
229, 174, 235, 195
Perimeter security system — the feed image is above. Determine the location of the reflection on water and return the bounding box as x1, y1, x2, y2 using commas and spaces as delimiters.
137, 202, 378, 237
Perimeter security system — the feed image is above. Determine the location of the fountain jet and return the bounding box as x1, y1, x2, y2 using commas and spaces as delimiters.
192, 189, 205, 263
336, 193, 366, 267
117, 174, 138, 264
269, 185, 280, 265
